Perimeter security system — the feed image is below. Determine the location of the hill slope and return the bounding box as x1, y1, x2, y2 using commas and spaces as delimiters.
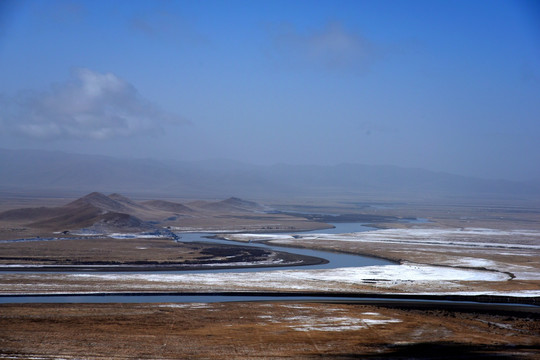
0, 192, 149, 231
0, 192, 292, 233
142, 200, 195, 214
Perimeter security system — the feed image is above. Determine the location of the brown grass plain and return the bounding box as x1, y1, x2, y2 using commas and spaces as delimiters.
1, 302, 539, 359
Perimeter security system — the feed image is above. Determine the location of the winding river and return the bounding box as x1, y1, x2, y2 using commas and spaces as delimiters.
3, 221, 536, 308
173, 222, 394, 274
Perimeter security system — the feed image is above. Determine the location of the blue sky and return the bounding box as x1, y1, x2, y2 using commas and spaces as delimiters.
0, 0, 539, 180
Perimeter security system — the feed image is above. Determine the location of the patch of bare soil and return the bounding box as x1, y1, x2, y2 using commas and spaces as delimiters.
0, 302, 538, 359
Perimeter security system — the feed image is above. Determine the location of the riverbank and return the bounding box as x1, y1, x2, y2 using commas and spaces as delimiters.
0, 250, 327, 272
0, 237, 327, 271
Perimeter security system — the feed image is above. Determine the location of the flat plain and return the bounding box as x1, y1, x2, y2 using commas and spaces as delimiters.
1, 302, 539, 359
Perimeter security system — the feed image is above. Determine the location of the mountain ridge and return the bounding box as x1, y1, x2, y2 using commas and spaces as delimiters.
1, 148, 538, 202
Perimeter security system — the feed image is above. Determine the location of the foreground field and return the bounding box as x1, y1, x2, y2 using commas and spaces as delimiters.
1, 302, 539, 359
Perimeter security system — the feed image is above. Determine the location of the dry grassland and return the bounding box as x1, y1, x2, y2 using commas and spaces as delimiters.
1, 302, 539, 359
0, 238, 205, 264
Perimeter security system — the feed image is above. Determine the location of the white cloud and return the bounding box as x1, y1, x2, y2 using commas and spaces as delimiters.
273, 22, 378, 71
1, 69, 187, 140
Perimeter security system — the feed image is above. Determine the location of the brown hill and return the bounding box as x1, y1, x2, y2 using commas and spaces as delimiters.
29, 203, 103, 230
220, 197, 265, 211
142, 200, 195, 214
108, 193, 149, 211
0, 193, 263, 232
95, 212, 147, 229
0, 192, 332, 234
0, 192, 150, 232
66, 192, 131, 213
190, 197, 265, 213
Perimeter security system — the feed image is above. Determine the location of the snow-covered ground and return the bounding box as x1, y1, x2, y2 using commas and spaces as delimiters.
3, 260, 533, 296
51, 262, 513, 295
279, 313, 402, 332
213, 227, 540, 292
228, 227, 540, 281
222, 233, 296, 241
259, 228, 540, 250
69, 262, 509, 286
108, 233, 169, 239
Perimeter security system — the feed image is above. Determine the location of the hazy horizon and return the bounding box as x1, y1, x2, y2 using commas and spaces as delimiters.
4, 146, 540, 184
1, 1, 539, 182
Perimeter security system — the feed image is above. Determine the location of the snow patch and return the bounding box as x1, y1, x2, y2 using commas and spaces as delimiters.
69, 262, 509, 290
438, 257, 498, 268
283, 315, 401, 332
108, 233, 168, 239
222, 233, 295, 242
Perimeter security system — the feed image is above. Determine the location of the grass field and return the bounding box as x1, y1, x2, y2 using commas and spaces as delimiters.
1, 302, 539, 359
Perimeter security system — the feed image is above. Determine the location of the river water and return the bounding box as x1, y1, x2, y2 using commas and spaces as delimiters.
173, 223, 394, 274
4, 293, 536, 310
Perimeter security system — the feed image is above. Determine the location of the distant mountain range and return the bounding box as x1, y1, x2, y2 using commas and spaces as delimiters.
1, 148, 539, 202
